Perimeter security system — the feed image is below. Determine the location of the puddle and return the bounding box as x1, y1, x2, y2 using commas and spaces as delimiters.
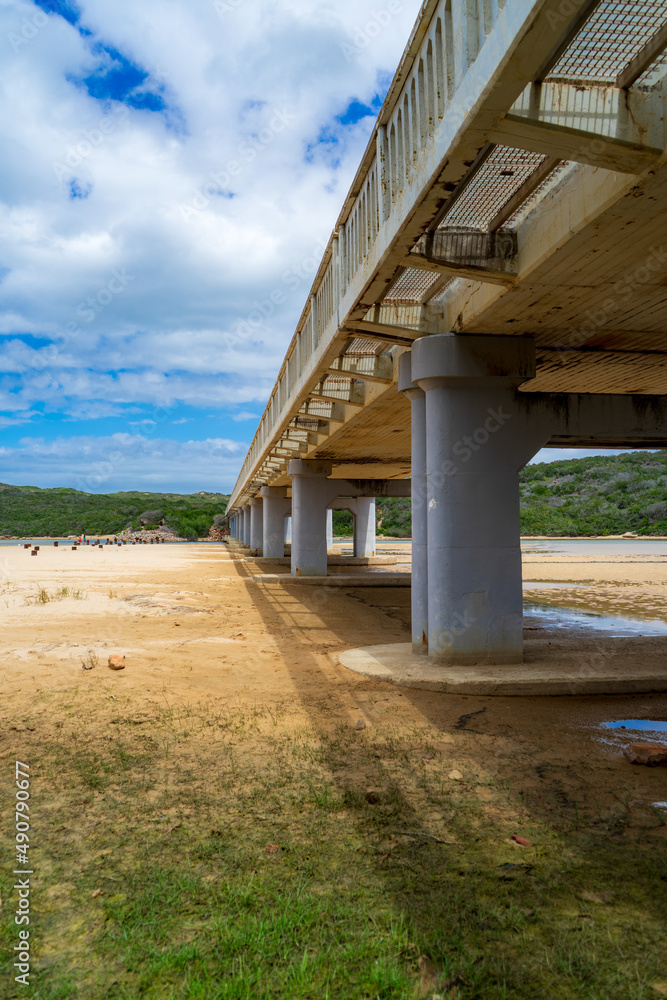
523, 601, 667, 636
653, 802, 667, 811
523, 581, 585, 590
604, 719, 667, 733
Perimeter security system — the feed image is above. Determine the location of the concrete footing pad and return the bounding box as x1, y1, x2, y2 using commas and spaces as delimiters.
243, 555, 398, 566
339, 642, 667, 696
255, 573, 410, 586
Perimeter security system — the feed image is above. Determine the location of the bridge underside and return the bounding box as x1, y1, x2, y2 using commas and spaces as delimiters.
228, 0, 667, 681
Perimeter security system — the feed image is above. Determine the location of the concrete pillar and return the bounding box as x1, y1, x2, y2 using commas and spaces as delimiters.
288, 459, 337, 576
261, 487, 291, 558
242, 504, 251, 546
398, 353, 428, 654
411, 334, 538, 666
326, 508, 334, 551
353, 498, 376, 558
284, 516, 292, 544
249, 498, 263, 551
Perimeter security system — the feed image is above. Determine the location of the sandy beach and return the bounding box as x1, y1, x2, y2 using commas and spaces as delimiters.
2, 540, 666, 996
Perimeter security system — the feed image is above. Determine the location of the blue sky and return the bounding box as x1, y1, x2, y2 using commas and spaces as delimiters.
0, 0, 420, 492
0, 0, 641, 494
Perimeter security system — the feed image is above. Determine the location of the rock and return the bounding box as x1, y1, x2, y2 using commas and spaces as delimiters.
108, 655, 126, 671
265, 844, 280, 854
365, 790, 380, 804
355, 718, 366, 730
448, 769, 463, 781
511, 834, 533, 847
623, 743, 667, 766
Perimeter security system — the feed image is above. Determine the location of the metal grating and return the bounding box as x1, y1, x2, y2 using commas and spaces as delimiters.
345, 338, 386, 354
385, 267, 442, 301
548, 1, 667, 83
502, 161, 574, 229
438, 147, 547, 231
635, 50, 667, 87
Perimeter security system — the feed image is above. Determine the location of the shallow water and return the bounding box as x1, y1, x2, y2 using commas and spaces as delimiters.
522, 538, 667, 556
523, 600, 667, 636
604, 719, 667, 733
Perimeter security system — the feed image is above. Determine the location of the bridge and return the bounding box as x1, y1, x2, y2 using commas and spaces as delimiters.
227, 0, 667, 670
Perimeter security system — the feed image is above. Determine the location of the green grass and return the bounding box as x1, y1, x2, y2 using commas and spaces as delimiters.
1, 697, 666, 999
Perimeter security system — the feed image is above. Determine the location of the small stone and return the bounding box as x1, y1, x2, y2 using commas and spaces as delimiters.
355, 718, 366, 730
91, 889, 102, 898
511, 834, 533, 847
365, 790, 380, 804
422, 753, 435, 760
623, 743, 667, 766
265, 844, 280, 854
108, 655, 125, 671
448, 769, 463, 781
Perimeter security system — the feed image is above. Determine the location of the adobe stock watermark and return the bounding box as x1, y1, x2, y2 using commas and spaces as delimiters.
409, 405, 513, 511
51, 107, 130, 182
13, 760, 32, 987
546, 0, 592, 31
74, 401, 176, 493
219, 239, 327, 350
213, 0, 245, 19
7, 3, 55, 53
554, 245, 667, 361
341, 2, 403, 64
180, 108, 296, 221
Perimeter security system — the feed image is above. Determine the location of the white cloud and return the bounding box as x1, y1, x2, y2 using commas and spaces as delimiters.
0, 433, 246, 492
0, 0, 421, 486
232, 410, 260, 422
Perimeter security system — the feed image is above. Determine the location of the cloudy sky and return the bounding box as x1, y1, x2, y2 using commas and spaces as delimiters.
0, 0, 425, 492
0, 0, 632, 494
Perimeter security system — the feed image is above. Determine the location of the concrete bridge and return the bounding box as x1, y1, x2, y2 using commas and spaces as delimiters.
227, 0, 667, 670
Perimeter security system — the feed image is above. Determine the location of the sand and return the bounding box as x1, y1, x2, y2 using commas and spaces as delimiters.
2, 539, 666, 821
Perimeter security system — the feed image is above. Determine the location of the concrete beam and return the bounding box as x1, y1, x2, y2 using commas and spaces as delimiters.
491, 85, 664, 174
325, 354, 394, 383
401, 252, 518, 286
617, 24, 667, 90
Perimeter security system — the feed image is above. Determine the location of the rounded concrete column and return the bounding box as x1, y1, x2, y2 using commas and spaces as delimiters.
249, 498, 263, 551
284, 516, 292, 544
261, 487, 291, 558
242, 504, 251, 546
288, 459, 336, 576
412, 334, 535, 666
398, 352, 428, 654
352, 498, 376, 558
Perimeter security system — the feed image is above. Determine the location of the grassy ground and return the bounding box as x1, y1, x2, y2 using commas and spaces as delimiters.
2, 688, 666, 1000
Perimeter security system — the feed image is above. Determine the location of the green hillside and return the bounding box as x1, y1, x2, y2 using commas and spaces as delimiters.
333, 451, 667, 537
5, 451, 667, 541
0, 484, 228, 539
